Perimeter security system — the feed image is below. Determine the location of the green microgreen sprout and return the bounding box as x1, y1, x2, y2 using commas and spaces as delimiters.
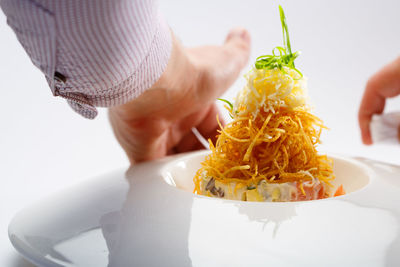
217, 98, 234, 118
255, 5, 303, 78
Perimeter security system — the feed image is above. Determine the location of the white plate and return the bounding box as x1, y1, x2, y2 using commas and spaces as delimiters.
8, 151, 400, 267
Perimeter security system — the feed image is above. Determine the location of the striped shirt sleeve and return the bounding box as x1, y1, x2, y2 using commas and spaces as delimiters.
0, 0, 172, 119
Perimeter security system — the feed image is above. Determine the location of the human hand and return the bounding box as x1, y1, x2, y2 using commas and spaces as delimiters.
358, 57, 400, 145
109, 28, 251, 163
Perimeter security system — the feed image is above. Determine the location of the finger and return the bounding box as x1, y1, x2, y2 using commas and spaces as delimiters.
187, 28, 251, 100
196, 103, 225, 145
358, 84, 385, 145
358, 57, 400, 145
214, 28, 251, 90
171, 106, 212, 153
224, 27, 251, 68
174, 104, 224, 153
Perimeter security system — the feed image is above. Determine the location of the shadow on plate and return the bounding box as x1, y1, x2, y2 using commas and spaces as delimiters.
9, 252, 37, 267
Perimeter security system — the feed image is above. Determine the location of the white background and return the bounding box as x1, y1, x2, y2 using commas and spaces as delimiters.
1, 0, 400, 266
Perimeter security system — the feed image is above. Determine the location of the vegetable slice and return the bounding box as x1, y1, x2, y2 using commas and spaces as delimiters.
334, 185, 345, 197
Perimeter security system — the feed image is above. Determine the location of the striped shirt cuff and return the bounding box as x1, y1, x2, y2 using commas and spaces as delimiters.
1, 0, 172, 119
59, 14, 172, 119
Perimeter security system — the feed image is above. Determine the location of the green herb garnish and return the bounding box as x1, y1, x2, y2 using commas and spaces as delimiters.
217, 98, 233, 110
255, 5, 302, 77
217, 98, 235, 118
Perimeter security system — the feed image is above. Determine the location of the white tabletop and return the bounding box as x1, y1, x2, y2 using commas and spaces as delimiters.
1, 0, 400, 266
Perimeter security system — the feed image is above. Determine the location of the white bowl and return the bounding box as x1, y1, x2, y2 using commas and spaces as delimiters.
8, 151, 400, 267
162, 151, 371, 196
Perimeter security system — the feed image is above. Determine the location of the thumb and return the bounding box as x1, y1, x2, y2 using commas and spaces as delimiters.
214, 28, 251, 91
224, 27, 252, 70
187, 28, 251, 100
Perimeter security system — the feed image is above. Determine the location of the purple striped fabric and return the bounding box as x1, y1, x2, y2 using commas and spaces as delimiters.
0, 0, 172, 119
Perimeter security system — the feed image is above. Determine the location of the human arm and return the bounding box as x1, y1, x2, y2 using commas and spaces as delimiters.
109, 29, 251, 163
0, 0, 171, 118
1, 0, 251, 163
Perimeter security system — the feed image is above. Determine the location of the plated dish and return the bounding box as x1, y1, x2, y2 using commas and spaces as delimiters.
194, 6, 341, 202
8, 6, 400, 267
